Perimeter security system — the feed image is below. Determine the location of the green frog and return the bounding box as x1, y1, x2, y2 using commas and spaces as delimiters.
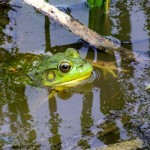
0, 48, 93, 88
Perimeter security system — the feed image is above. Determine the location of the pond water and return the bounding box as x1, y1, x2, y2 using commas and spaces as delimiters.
0, 0, 150, 149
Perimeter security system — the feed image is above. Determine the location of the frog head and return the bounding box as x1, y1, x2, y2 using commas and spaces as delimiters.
29, 48, 93, 87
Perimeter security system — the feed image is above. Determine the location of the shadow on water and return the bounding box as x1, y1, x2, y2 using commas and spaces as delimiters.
0, 0, 150, 149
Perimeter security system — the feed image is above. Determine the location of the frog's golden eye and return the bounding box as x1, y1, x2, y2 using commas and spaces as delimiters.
59, 61, 71, 73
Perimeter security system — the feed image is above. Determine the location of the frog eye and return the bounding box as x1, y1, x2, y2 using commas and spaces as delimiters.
59, 61, 71, 73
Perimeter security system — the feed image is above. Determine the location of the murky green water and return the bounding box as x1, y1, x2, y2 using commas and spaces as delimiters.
0, 0, 150, 149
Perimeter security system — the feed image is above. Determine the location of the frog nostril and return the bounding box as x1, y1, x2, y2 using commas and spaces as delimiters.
77, 64, 84, 68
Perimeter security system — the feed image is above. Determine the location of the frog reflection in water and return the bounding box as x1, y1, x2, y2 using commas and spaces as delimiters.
1, 48, 93, 90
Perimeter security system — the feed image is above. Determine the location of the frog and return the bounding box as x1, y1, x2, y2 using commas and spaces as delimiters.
0, 48, 93, 88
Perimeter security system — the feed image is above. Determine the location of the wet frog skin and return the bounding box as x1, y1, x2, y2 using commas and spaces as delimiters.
0, 48, 93, 88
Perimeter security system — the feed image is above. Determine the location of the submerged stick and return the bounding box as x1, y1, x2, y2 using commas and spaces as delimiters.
23, 0, 138, 62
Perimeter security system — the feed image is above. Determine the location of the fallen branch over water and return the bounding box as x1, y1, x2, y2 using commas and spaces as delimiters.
23, 0, 138, 62
23, 0, 117, 49
95, 138, 143, 150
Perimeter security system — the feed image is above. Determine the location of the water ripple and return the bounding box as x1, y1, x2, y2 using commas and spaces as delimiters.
88, 70, 101, 83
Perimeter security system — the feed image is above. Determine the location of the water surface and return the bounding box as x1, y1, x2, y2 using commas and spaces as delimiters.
0, 0, 150, 149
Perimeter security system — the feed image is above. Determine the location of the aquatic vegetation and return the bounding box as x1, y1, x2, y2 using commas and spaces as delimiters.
87, 0, 110, 13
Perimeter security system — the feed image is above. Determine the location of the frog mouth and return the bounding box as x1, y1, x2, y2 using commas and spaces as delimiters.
54, 72, 92, 87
